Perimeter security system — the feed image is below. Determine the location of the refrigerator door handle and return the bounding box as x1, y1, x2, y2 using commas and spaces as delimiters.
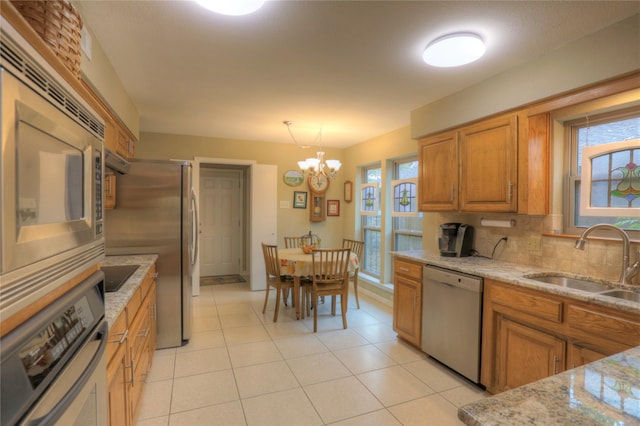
190, 187, 199, 267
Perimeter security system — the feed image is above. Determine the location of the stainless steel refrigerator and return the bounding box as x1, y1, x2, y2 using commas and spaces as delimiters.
105, 159, 197, 349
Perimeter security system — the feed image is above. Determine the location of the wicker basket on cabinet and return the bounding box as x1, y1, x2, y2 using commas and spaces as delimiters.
10, 0, 83, 78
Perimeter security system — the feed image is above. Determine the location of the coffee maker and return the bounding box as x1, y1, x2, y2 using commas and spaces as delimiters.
439, 223, 474, 257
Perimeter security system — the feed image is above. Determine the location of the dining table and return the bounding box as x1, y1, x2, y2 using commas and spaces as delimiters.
277, 247, 360, 320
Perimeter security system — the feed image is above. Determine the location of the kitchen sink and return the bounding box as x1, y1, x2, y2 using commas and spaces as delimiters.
523, 273, 612, 292
597, 289, 640, 303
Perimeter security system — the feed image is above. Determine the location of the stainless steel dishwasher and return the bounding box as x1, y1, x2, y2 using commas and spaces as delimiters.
421, 265, 483, 384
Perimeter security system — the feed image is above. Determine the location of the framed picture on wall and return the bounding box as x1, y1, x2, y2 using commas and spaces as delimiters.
327, 200, 340, 216
293, 191, 307, 209
344, 181, 353, 202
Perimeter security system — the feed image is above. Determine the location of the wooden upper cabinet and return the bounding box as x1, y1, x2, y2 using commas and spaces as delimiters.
459, 114, 518, 212
106, 118, 136, 159
518, 112, 549, 215
117, 127, 136, 159
104, 116, 118, 154
418, 131, 458, 211
418, 114, 518, 213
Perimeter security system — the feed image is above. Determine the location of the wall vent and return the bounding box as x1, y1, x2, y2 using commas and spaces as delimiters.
0, 31, 105, 140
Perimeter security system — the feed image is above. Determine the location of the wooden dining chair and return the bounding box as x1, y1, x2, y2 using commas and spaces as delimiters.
261, 243, 294, 322
342, 238, 364, 309
310, 248, 351, 332
284, 236, 310, 248
305, 233, 319, 246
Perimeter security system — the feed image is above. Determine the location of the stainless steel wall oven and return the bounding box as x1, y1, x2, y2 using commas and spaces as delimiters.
0, 17, 105, 321
1, 271, 107, 425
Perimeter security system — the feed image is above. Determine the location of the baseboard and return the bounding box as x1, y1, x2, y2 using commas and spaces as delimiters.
358, 285, 393, 307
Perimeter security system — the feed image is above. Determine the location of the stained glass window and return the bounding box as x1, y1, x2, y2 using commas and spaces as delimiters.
567, 107, 640, 234
581, 140, 640, 214
391, 179, 418, 216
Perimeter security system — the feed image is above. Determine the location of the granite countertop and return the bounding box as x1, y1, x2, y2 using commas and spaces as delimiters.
392, 250, 640, 314
458, 346, 640, 425
101, 254, 158, 327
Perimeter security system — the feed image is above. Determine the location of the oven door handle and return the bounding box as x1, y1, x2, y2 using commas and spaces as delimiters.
27, 320, 108, 425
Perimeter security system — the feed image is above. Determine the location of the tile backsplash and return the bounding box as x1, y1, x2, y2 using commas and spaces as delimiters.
433, 213, 639, 286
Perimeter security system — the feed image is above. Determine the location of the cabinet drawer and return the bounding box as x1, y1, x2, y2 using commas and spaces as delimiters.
140, 265, 156, 298
129, 300, 151, 363
491, 284, 563, 323
126, 287, 142, 325
107, 311, 127, 364
394, 259, 423, 280
567, 305, 640, 347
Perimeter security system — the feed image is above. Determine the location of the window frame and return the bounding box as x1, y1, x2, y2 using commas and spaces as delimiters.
391, 157, 422, 252
360, 164, 382, 278
564, 105, 640, 238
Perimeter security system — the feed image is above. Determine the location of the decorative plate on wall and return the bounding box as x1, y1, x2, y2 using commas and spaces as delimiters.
283, 170, 304, 187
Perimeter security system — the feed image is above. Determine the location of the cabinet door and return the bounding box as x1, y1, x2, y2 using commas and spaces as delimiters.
518, 113, 549, 215
107, 342, 129, 426
459, 115, 517, 212
495, 316, 565, 392
567, 343, 609, 369
418, 132, 458, 211
148, 283, 157, 353
117, 128, 135, 159
104, 118, 118, 154
104, 174, 116, 210
393, 274, 421, 347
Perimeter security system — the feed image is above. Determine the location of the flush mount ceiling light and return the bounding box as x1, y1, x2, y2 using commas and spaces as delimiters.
423, 33, 486, 67
194, 0, 265, 16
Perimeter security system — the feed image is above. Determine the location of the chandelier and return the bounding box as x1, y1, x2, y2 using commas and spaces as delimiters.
283, 121, 342, 178
298, 151, 342, 179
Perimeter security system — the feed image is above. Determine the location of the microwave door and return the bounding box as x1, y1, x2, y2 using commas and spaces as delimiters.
0, 68, 104, 322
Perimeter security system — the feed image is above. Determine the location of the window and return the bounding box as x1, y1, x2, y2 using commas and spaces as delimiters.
361, 165, 381, 277
392, 158, 422, 251
566, 107, 640, 235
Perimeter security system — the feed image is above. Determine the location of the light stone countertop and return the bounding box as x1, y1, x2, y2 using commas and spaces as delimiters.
392, 250, 640, 425
458, 346, 640, 425
101, 254, 158, 327
392, 250, 640, 314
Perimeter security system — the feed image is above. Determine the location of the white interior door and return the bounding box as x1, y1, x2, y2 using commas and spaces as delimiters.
250, 164, 277, 290
200, 169, 242, 277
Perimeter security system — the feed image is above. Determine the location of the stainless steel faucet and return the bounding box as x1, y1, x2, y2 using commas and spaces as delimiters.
574, 224, 638, 285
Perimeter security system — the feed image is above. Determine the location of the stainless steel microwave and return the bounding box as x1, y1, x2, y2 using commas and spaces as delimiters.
0, 22, 105, 320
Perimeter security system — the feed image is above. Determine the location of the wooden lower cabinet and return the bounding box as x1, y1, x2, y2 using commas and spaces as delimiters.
495, 316, 565, 392
107, 341, 129, 426
482, 279, 640, 394
106, 263, 157, 426
393, 259, 422, 347
567, 343, 609, 369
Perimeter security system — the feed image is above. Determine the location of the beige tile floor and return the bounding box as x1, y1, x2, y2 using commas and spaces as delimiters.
135, 282, 489, 426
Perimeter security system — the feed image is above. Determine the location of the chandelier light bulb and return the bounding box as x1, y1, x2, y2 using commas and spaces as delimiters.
423, 33, 486, 67
194, 0, 265, 16
306, 157, 320, 172
325, 160, 341, 172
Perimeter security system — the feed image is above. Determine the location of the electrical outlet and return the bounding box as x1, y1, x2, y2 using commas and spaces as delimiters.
528, 237, 542, 251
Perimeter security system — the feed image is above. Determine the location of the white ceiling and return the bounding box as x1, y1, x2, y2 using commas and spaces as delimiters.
74, 1, 639, 148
